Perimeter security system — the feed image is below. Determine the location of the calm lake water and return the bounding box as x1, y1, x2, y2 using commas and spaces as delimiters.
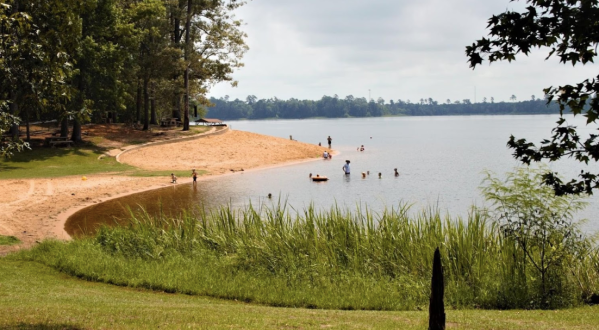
66, 115, 599, 236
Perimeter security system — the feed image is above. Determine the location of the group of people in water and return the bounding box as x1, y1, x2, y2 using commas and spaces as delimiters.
340, 160, 399, 178
358, 169, 400, 178
314, 135, 400, 181
171, 169, 198, 184
310, 164, 398, 179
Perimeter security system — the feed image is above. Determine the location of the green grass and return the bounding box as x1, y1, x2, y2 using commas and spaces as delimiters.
2, 259, 599, 330
0, 147, 135, 179
0, 147, 210, 179
0, 124, 215, 180
14, 204, 599, 311
0, 259, 599, 330
0, 235, 20, 246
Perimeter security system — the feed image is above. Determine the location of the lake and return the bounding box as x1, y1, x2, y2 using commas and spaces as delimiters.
66, 115, 599, 236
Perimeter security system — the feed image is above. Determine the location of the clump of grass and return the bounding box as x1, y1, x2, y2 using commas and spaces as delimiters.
0, 235, 20, 246
15, 201, 599, 311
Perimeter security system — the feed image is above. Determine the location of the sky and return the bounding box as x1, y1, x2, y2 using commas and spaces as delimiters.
209, 0, 596, 104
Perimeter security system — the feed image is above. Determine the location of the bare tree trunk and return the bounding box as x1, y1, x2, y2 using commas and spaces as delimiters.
428, 248, 446, 330
171, 2, 183, 120
143, 76, 150, 131
9, 3, 20, 138
136, 79, 142, 123
183, 68, 190, 130
150, 81, 157, 125
9, 91, 19, 138
61, 117, 69, 137
25, 107, 30, 142
182, 0, 192, 131
71, 119, 82, 143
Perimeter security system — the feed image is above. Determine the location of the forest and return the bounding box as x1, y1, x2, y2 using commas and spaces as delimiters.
207, 95, 560, 120
0, 0, 247, 145
0, 0, 568, 160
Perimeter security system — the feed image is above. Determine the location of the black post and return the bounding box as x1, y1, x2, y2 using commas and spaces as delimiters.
429, 247, 445, 330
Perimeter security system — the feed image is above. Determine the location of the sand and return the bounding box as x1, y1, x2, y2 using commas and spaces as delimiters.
0, 128, 329, 254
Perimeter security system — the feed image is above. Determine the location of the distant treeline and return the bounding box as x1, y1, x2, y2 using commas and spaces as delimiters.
207, 95, 560, 120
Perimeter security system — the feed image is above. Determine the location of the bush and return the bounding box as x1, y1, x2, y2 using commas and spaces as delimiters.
481, 167, 592, 308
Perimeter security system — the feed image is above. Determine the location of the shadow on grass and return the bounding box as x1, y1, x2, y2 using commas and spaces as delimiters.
0, 164, 20, 171
0, 324, 84, 330
1, 146, 105, 164
0, 235, 20, 246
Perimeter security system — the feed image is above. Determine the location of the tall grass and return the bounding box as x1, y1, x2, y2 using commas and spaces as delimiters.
15, 202, 599, 310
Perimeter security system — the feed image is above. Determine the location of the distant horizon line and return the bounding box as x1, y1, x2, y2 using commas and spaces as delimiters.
207, 94, 549, 104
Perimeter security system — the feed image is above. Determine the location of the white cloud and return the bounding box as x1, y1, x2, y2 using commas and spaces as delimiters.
210, 0, 597, 103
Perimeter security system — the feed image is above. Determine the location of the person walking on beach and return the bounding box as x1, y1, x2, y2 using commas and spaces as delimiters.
327, 136, 332, 148
342, 160, 351, 175
171, 173, 177, 184
191, 169, 198, 184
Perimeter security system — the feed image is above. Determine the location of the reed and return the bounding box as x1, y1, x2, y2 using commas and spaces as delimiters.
16, 202, 599, 310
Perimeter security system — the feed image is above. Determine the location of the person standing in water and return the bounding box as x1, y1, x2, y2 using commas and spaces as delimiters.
191, 169, 198, 184
327, 136, 332, 148
342, 160, 351, 175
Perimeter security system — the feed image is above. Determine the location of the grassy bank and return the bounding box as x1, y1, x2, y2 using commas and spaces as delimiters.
0, 124, 213, 179
4, 260, 599, 329
0, 235, 19, 245
14, 202, 599, 311
0, 146, 207, 179
0, 148, 134, 179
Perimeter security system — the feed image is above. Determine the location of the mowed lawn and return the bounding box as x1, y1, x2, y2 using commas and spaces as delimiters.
0, 148, 134, 179
0, 147, 203, 179
1, 260, 599, 330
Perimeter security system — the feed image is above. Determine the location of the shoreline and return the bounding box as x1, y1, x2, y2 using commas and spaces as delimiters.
0, 129, 333, 254
56, 150, 339, 238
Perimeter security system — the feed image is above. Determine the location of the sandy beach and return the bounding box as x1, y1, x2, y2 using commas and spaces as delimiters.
0, 128, 329, 254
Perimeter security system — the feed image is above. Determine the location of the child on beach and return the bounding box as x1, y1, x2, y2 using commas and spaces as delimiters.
171, 173, 177, 184
191, 169, 197, 184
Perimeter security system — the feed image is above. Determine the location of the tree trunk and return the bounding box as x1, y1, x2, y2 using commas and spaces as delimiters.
171, 2, 182, 120
61, 117, 69, 137
182, 0, 192, 131
25, 108, 30, 142
71, 119, 82, 143
71, 63, 84, 142
9, 91, 19, 138
150, 81, 157, 125
136, 79, 142, 123
9, 0, 21, 139
183, 68, 190, 130
143, 77, 150, 131
429, 248, 445, 330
